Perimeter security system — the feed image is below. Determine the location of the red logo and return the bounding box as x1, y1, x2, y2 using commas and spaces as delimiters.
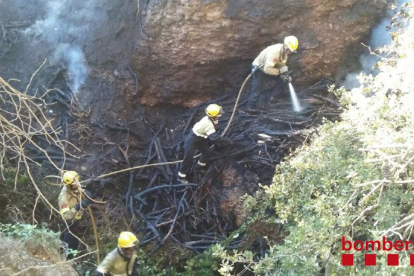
341, 236, 414, 266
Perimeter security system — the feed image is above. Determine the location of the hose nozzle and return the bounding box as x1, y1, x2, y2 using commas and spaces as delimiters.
281, 73, 292, 83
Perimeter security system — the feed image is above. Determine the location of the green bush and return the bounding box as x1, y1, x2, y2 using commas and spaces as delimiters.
0, 223, 61, 247
212, 2, 414, 275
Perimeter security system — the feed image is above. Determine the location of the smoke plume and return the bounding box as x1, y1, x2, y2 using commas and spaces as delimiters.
23, 0, 106, 93
342, 0, 410, 89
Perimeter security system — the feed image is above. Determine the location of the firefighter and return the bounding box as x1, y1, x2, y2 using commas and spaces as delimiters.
93, 231, 139, 276
59, 171, 93, 258
177, 104, 233, 184
248, 35, 299, 108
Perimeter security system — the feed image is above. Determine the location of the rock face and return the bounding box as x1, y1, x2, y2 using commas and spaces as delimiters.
133, 0, 387, 106
0, 0, 386, 108
0, 236, 78, 276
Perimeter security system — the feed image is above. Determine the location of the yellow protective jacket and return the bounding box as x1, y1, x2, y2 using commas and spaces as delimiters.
96, 248, 138, 276
252, 43, 288, 75
192, 116, 217, 139
58, 186, 83, 220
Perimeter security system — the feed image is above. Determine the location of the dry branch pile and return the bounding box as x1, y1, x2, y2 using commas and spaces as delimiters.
0, 74, 84, 223
1, 67, 341, 257
85, 79, 342, 254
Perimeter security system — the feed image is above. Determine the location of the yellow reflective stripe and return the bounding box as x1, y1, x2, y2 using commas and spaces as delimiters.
60, 207, 70, 215
61, 207, 82, 219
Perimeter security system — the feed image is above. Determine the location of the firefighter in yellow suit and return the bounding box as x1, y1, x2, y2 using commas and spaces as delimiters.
248, 35, 299, 108
177, 104, 233, 183
58, 171, 93, 258
93, 231, 139, 276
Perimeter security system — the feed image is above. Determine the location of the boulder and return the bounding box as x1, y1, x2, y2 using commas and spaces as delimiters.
0, 236, 78, 276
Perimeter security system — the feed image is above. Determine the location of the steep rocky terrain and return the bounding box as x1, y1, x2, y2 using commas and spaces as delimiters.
0, 0, 386, 108
0, 236, 78, 276
134, 0, 387, 106
0, 0, 389, 273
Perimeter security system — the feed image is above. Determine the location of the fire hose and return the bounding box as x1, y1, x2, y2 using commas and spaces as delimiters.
92, 71, 254, 180
48, 70, 254, 263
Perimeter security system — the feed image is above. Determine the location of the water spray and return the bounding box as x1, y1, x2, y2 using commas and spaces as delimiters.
288, 82, 302, 112
281, 73, 302, 112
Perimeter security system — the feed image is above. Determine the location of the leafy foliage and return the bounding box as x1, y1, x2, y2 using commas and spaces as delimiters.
1, 2, 414, 276
212, 2, 414, 275
175, 246, 221, 276
135, 249, 168, 276
0, 222, 64, 263
0, 223, 58, 240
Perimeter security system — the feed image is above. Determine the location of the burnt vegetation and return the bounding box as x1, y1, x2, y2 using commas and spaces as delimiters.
4, 64, 342, 264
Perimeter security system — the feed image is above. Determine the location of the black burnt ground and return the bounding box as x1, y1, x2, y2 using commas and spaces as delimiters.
22, 76, 340, 258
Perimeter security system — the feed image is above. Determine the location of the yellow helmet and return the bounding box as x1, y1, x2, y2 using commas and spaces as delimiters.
62, 171, 79, 185
284, 36, 299, 52
118, 231, 139, 248
205, 104, 223, 118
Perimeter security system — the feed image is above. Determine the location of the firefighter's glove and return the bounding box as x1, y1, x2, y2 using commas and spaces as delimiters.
279, 66, 288, 74
281, 73, 291, 83
251, 65, 259, 74
74, 198, 93, 211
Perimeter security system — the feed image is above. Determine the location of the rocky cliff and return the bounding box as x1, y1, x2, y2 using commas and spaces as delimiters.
133, 0, 387, 106
0, 0, 386, 109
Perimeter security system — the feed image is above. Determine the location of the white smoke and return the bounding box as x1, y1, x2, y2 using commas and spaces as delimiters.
342, 0, 410, 89
23, 0, 106, 93
55, 44, 88, 93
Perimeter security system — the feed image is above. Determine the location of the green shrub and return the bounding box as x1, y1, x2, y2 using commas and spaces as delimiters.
212, 2, 414, 275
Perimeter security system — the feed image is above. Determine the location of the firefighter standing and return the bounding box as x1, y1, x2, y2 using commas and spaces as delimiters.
93, 231, 139, 276
177, 104, 232, 184
59, 171, 93, 257
248, 35, 299, 108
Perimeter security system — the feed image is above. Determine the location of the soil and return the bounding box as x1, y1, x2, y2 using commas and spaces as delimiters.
0, 0, 384, 271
